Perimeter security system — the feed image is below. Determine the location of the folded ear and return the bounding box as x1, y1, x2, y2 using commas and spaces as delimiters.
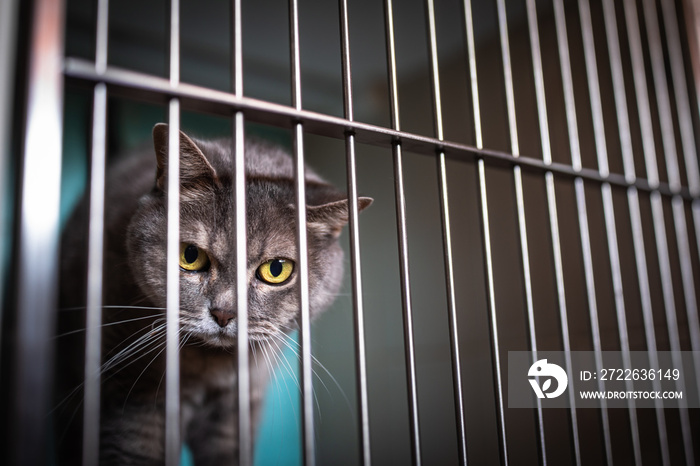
152, 123, 218, 193
306, 197, 373, 238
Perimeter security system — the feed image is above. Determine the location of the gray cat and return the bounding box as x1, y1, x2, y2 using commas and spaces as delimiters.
57, 124, 371, 465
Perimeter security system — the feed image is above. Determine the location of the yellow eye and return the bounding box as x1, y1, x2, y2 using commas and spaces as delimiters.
257, 259, 294, 284
179, 243, 210, 271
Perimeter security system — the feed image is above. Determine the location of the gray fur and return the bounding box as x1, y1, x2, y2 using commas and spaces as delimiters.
57, 124, 371, 465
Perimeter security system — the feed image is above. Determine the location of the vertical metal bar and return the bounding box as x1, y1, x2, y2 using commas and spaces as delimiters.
599, 0, 639, 180
550, 1, 607, 463
496, 0, 519, 156
346, 133, 372, 466
660, 0, 700, 196
436, 152, 468, 466
424, 0, 443, 142
423, 2, 467, 464
338, 0, 354, 123
525, 0, 551, 165
603, 183, 642, 460
95, 0, 109, 74
671, 195, 700, 390
293, 121, 313, 466
392, 144, 422, 466
462, 4, 507, 463
627, 188, 669, 466
83, 83, 107, 466
82, 1, 109, 463
525, 2, 585, 464
640, 2, 696, 462
337, 2, 372, 464
683, 0, 700, 119
653, 0, 700, 411
462, 0, 482, 150
579, 0, 658, 464
477, 158, 508, 466
650, 193, 694, 466
383, 0, 400, 132
513, 165, 547, 466
232, 0, 243, 97
13, 0, 65, 464
659, 0, 700, 396
545, 168, 582, 466
621, 0, 660, 188
383, 1, 421, 463
642, 3, 698, 446
234, 111, 250, 466
552, 0, 581, 172
169, 0, 180, 88
496, 0, 547, 463
165, 0, 181, 464
0, 0, 19, 352
289, 0, 303, 112
288, 1, 314, 464
640, 0, 681, 192
622, 0, 691, 463
573, 179, 614, 465
231, 1, 251, 465
165, 98, 181, 466
579, 0, 612, 177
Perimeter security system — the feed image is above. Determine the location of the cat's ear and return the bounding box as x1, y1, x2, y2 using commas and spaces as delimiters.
152, 123, 218, 192
306, 197, 373, 238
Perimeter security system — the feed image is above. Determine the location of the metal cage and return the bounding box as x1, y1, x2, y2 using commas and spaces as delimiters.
2, 0, 700, 464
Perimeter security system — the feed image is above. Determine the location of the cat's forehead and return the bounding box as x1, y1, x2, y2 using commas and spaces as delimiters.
195, 137, 325, 184
181, 182, 295, 241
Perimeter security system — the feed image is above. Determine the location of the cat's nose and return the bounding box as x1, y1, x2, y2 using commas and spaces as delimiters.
210, 308, 235, 328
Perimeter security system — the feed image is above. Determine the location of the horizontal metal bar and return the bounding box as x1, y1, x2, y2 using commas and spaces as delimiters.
63, 58, 696, 200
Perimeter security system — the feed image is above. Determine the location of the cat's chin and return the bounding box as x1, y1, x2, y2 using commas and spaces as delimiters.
203, 334, 238, 348
188, 329, 272, 349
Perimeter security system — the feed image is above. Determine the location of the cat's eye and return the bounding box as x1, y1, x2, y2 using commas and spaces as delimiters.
256, 259, 294, 285
179, 243, 210, 272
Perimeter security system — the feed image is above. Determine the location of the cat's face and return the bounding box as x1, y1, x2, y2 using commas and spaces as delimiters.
126, 125, 371, 348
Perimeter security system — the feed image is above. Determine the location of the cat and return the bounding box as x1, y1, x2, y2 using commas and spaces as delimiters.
56, 123, 372, 465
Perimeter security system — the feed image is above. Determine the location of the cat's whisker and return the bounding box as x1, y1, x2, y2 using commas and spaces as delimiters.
266, 343, 303, 424
52, 324, 167, 421
270, 330, 351, 416
100, 323, 167, 376
58, 304, 167, 312
53, 313, 164, 340
50, 381, 86, 418
267, 337, 302, 394
250, 344, 259, 370
151, 328, 193, 407
256, 343, 294, 428
125, 342, 168, 412
266, 336, 323, 418
260, 343, 277, 383
100, 337, 165, 387
104, 305, 167, 311
259, 344, 284, 406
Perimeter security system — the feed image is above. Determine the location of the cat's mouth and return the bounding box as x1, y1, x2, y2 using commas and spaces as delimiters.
183, 322, 275, 348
